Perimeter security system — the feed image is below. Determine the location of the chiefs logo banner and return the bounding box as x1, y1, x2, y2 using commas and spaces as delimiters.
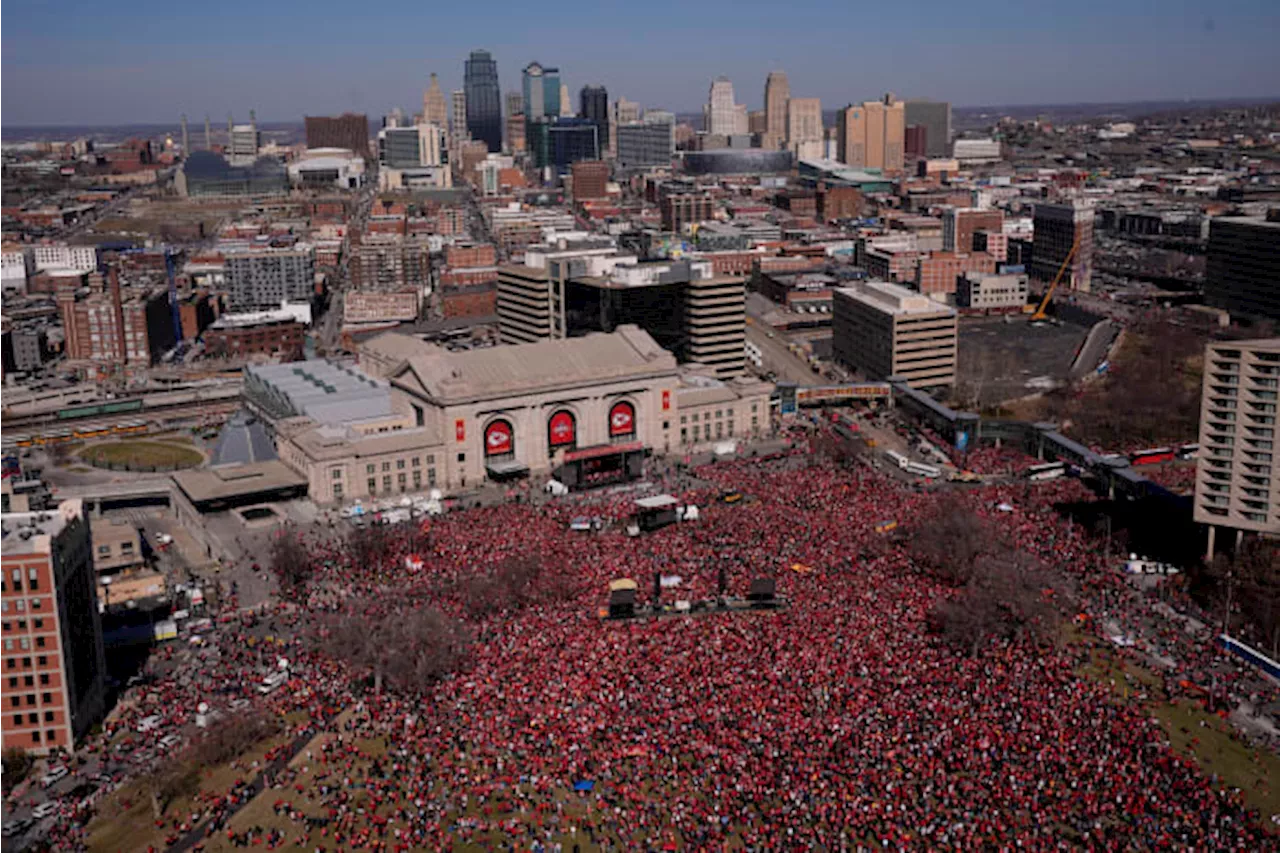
484, 420, 513, 456
455, 419, 466, 442
609, 401, 635, 437
549, 411, 576, 447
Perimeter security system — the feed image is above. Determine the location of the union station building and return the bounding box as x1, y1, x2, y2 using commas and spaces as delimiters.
244, 326, 772, 504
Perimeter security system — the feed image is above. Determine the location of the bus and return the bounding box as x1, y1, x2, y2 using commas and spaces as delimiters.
1176, 443, 1200, 460
1024, 461, 1066, 482
885, 450, 909, 470
904, 461, 941, 479
1129, 447, 1175, 466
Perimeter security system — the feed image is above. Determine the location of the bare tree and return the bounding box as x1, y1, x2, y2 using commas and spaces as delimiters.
346, 523, 395, 568
929, 551, 1059, 655
148, 756, 200, 817
269, 529, 313, 600
191, 712, 281, 766
908, 497, 996, 585
317, 596, 471, 694
1211, 537, 1280, 656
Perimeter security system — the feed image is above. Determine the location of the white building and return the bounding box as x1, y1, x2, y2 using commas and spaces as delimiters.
1, 246, 35, 291
706, 77, 747, 137
31, 244, 99, 274
287, 148, 366, 189
956, 272, 1029, 310
952, 138, 1002, 164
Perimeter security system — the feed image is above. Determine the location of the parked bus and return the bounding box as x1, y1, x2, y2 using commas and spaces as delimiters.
904, 461, 941, 479
1176, 443, 1200, 460
1129, 447, 1175, 466
1024, 461, 1066, 482
885, 450, 909, 470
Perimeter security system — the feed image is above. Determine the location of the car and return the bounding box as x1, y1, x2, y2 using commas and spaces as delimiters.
33, 801, 58, 819
40, 766, 69, 788
159, 734, 181, 749
2, 818, 34, 838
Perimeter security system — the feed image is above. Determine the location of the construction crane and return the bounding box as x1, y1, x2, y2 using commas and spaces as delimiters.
1029, 235, 1080, 322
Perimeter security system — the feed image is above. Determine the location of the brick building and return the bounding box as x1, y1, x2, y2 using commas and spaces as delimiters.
204, 314, 305, 360
915, 251, 997, 297
942, 208, 1004, 254
816, 185, 863, 222
1, 500, 107, 755
441, 283, 498, 318
344, 291, 421, 324
571, 161, 609, 202
304, 114, 371, 158
349, 235, 432, 292
445, 244, 497, 268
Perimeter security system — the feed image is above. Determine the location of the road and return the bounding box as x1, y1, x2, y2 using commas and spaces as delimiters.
745, 322, 823, 386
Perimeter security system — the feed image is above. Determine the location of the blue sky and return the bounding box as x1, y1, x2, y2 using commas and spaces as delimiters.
3, 0, 1278, 126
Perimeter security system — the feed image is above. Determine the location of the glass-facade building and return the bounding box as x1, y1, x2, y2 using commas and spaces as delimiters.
465, 49, 503, 152
528, 118, 599, 172
521, 62, 560, 121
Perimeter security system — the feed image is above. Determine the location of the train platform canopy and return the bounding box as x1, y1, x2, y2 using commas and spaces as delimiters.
173, 460, 308, 512
209, 410, 277, 466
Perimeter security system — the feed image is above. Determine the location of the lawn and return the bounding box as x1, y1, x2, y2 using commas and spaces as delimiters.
1076, 637, 1280, 831
79, 440, 204, 470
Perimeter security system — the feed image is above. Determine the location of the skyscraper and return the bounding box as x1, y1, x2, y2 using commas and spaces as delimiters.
609, 97, 641, 160
423, 73, 449, 132
521, 62, 560, 121
904, 99, 951, 158
580, 85, 609, 153
505, 91, 524, 118
464, 49, 502, 152
559, 84, 572, 117
836, 95, 904, 172
450, 90, 468, 145
763, 71, 789, 151
706, 77, 744, 136
786, 97, 823, 161
1030, 201, 1094, 293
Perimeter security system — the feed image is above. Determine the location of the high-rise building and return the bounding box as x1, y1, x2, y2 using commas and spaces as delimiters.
1030, 202, 1094, 293
305, 114, 371, 158
763, 71, 790, 151
58, 274, 176, 367
521, 62, 560, 121
659, 183, 714, 232
836, 95, 904, 172
506, 112, 526, 154
464, 49, 502, 152
832, 281, 957, 389
505, 91, 524, 119
786, 97, 823, 161
616, 115, 675, 170
1194, 338, 1280, 555
559, 84, 572, 117
527, 118, 600, 171
423, 73, 449, 131
1, 499, 107, 755
1204, 216, 1280, 322
748, 110, 767, 136
580, 85, 609, 154
904, 99, 951, 159
450, 90, 468, 145
706, 77, 745, 136
377, 124, 447, 169
609, 97, 641, 159
904, 125, 928, 159
228, 112, 261, 164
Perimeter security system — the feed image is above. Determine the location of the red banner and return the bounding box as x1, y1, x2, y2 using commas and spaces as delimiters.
661, 390, 671, 411
455, 419, 465, 442
609, 401, 635, 437
548, 410, 576, 447
484, 420, 513, 456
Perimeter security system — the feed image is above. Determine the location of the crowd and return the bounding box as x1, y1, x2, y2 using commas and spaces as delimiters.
42, 439, 1278, 850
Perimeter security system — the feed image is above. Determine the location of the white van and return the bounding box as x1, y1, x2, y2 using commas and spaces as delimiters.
258, 672, 288, 695
40, 766, 68, 788
136, 715, 162, 733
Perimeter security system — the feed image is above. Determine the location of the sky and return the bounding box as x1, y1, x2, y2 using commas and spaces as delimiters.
3, 0, 1279, 127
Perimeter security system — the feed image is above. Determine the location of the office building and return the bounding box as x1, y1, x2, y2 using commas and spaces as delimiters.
500, 256, 747, 376
205, 310, 306, 360
59, 274, 175, 367
609, 97, 641, 160
706, 77, 747, 136
955, 271, 1028, 310
904, 99, 951, 158
915, 252, 996, 297
506, 90, 524, 119
763, 71, 790, 151
225, 244, 316, 310
904, 126, 928, 159
465, 49, 502, 152
571, 161, 609, 202
1, 500, 107, 754
836, 95, 905, 172
1030, 202, 1094, 293
527, 118, 599, 171
1195, 338, 1280, 553
288, 148, 366, 189
522, 62, 561, 121
786, 97, 823, 161
580, 85, 609, 154
228, 112, 260, 164
377, 124, 447, 169
423, 74, 449, 131
450, 90, 468, 145
1205, 217, 1280, 322
349, 234, 433, 292
559, 84, 572, 117
943, 208, 1004, 253
952, 138, 1002, 164
616, 116, 675, 170
304, 113, 370, 158
832, 280, 957, 388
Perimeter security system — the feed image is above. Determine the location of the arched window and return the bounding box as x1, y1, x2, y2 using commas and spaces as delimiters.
548, 410, 577, 449
608, 400, 636, 441
483, 419, 515, 460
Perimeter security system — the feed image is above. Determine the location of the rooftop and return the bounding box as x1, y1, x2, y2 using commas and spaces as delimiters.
172, 461, 308, 505
1, 499, 83, 556
246, 360, 392, 425
837, 280, 957, 317
392, 325, 678, 404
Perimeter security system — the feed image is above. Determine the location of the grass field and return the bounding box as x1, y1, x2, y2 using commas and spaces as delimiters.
79, 440, 204, 470
1077, 638, 1280, 831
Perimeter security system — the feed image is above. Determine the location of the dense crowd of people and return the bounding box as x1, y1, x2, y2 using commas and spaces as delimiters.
32, 435, 1279, 850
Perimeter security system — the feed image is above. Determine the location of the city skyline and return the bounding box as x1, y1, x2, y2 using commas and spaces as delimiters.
3, 0, 1279, 126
